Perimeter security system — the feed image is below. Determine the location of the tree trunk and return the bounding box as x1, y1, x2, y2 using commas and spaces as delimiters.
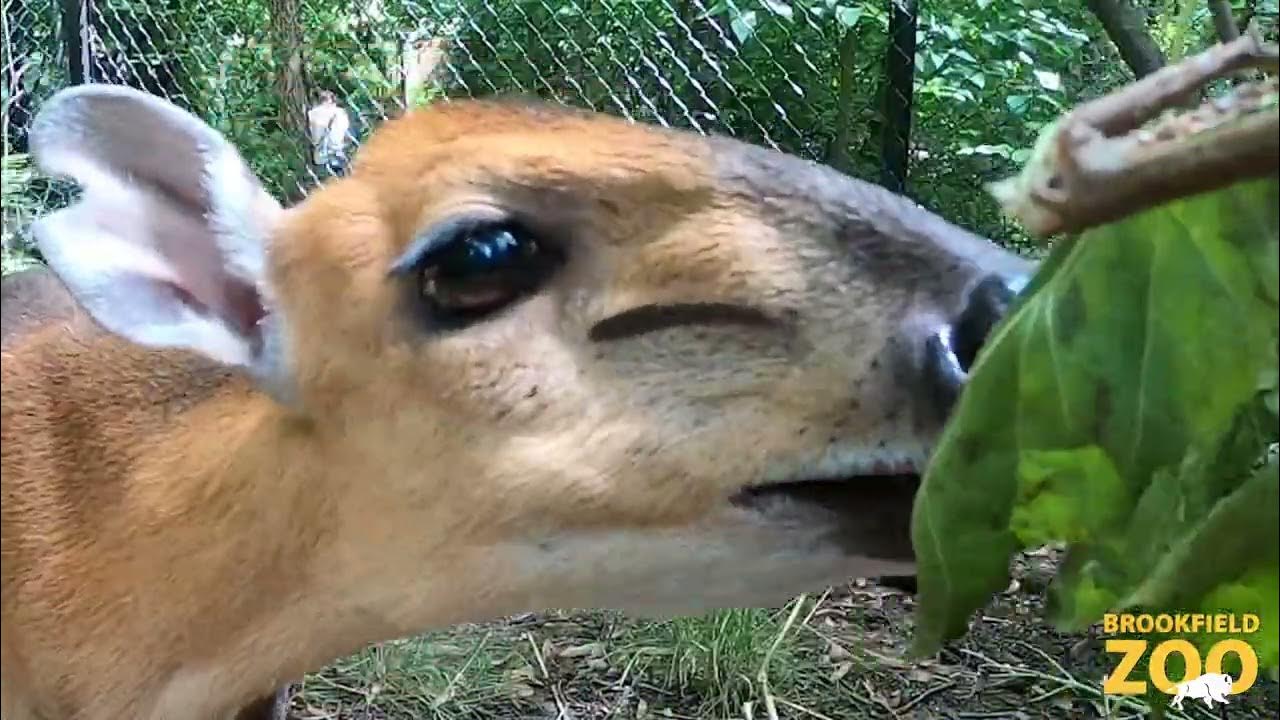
1084, 0, 1166, 78
826, 27, 857, 173
269, 0, 308, 151
1208, 0, 1240, 43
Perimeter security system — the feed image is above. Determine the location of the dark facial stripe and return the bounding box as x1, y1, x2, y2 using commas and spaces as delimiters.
588, 302, 777, 342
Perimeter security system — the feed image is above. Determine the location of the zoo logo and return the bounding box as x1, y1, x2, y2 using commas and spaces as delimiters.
1101, 612, 1261, 708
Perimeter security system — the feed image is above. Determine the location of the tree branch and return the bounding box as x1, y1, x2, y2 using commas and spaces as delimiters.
988, 28, 1279, 238
1084, 0, 1167, 78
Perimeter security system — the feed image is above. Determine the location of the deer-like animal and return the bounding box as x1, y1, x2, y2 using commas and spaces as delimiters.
0, 85, 1031, 720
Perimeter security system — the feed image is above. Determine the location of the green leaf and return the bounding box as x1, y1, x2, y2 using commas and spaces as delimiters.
761, 0, 794, 20
1033, 69, 1061, 91
730, 9, 758, 43
1122, 457, 1280, 670
910, 177, 1280, 659
834, 5, 863, 28
1010, 446, 1131, 547
702, 0, 730, 16
1005, 95, 1031, 115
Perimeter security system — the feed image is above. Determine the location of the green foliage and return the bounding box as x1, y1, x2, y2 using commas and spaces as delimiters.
2, 154, 44, 274
911, 174, 1280, 684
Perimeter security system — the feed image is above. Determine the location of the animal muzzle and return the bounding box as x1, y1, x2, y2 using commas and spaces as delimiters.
923, 272, 1027, 419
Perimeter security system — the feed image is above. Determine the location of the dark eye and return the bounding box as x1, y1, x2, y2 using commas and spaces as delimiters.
390, 218, 561, 326
434, 227, 536, 278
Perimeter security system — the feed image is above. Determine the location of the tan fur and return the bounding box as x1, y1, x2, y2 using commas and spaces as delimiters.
0, 268, 89, 349
1, 99, 1030, 719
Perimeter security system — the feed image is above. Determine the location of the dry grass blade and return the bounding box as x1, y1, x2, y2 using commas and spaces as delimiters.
431, 630, 492, 708
756, 594, 805, 720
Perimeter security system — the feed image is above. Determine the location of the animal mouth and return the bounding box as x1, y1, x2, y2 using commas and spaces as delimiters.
729, 463, 922, 561
730, 472, 920, 515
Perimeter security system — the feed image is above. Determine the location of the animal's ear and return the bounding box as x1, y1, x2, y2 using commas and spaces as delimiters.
29, 85, 294, 400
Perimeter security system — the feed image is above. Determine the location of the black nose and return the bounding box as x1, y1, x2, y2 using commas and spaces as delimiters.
924, 274, 1024, 414
952, 275, 1020, 371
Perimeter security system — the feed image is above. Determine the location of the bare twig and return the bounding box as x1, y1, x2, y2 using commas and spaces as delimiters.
858, 679, 902, 719
989, 27, 1279, 238
896, 679, 958, 714
773, 696, 840, 720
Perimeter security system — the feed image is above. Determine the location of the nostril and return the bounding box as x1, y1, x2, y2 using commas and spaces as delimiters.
951, 274, 1019, 372
924, 331, 966, 415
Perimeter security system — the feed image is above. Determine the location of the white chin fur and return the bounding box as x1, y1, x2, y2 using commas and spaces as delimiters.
758, 442, 929, 486
501, 517, 915, 618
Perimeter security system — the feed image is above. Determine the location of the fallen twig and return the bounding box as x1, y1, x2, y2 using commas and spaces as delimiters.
773, 695, 840, 720
895, 679, 958, 714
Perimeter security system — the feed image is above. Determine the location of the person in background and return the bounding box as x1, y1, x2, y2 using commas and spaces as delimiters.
307, 90, 351, 177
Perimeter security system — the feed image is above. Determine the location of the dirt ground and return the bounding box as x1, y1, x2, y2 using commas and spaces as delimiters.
293, 548, 1278, 719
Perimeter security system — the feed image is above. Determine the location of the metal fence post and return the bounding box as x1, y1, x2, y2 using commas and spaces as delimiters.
879, 0, 917, 196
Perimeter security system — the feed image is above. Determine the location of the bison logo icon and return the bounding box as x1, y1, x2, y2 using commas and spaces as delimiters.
1170, 672, 1235, 709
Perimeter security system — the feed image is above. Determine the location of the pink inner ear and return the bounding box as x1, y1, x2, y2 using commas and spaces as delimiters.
29, 86, 286, 372
160, 275, 264, 340
92, 180, 268, 345
224, 278, 268, 339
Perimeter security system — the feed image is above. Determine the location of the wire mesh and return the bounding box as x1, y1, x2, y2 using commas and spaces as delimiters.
3, 0, 1168, 265
8, 1, 845, 189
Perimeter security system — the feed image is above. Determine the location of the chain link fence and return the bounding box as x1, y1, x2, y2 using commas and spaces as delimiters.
4, 0, 1091, 270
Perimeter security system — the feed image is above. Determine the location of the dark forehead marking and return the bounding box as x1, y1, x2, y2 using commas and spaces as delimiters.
705, 135, 1031, 292
706, 134, 899, 220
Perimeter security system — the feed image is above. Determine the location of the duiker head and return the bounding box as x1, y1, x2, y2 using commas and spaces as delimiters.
30, 85, 1031, 621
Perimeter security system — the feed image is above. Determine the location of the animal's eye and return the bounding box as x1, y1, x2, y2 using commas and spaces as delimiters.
393, 219, 560, 325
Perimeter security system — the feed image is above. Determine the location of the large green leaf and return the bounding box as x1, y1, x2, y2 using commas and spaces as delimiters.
1124, 456, 1280, 669
911, 176, 1280, 663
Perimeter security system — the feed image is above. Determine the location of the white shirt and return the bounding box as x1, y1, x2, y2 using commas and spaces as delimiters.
307, 101, 351, 165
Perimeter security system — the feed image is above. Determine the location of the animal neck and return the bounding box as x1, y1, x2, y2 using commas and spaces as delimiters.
2, 329, 518, 713
134, 371, 502, 692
